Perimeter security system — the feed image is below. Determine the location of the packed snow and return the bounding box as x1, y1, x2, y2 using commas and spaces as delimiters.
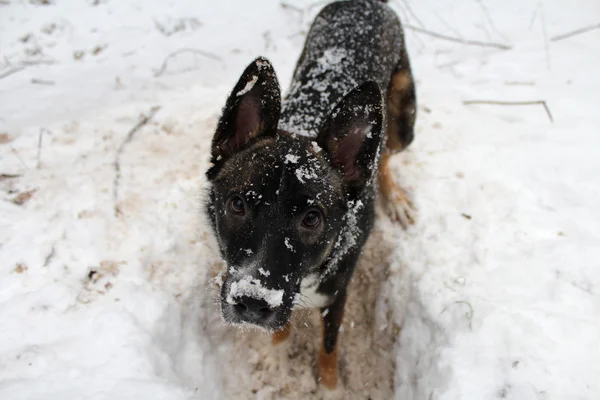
1, 0, 600, 399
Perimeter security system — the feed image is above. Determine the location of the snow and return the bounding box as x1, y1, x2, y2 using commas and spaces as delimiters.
236, 74, 258, 97
284, 153, 300, 164
226, 276, 284, 309
283, 237, 295, 252
1, 0, 600, 399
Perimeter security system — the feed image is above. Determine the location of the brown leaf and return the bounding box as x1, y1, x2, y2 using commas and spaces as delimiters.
14, 263, 28, 274
0, 133, 12, 144
12, 189, 37, 205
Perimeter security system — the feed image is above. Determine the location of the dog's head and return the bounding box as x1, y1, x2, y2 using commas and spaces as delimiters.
206, 58, 384, 331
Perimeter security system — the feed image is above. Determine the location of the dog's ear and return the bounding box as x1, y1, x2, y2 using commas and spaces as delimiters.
207, 57, 281, 180
317, 81, 384, 187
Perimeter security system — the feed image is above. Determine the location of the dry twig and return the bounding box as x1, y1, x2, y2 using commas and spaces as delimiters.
0, 60, 55, 80
44, 246, 56, 267
463, 100, 553, 123
398, 0, 425, 29
10, 147, 28, 170
280, 1, 303, 13
406, 25, 512, 50
0, 173, 22, 180
31, 78, 55, 85
113, 106, 161, 217
154, 48, 223, 77
37, 128, 51, 169
476, 0, 508, 41
551, 23, 600, 42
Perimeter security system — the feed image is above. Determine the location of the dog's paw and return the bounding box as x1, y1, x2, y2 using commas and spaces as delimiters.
387, 190, 416, 229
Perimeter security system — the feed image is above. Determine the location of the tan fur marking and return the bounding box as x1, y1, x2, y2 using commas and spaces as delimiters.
391, 70, 411, 92
318, 308, 344, 389
248, 121, 265, 140
385, 119, 404, 151
386, 57, 416, 153
385, 68, 415, 152
271, 322, 291, 345
318, 344, 338, 389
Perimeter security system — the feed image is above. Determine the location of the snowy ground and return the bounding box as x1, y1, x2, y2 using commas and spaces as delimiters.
1, 0, 600, 399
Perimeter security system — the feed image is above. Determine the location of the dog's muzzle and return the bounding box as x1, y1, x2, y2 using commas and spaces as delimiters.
222, 275, 289, 329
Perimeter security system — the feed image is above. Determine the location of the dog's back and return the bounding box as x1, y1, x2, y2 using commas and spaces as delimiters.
280, 0, 404, 137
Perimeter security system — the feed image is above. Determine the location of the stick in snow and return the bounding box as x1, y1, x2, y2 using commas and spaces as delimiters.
398, 0, 426, 29
463, 100, 554, 123
31, 78, 55, 85
405, 25, 512, 50
37, 128, 51, 169
551, 23, 600, 42
113, 106, 161, 217
0, 60, 56, 80
0, 173, 22, 181
153, 48, 223, 77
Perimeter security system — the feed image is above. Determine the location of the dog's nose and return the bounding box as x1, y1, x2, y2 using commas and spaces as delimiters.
232, 296, 275, 323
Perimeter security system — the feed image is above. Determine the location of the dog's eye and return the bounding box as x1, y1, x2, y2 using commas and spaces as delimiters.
302, 210, 321, 228
229, 196, 245, 215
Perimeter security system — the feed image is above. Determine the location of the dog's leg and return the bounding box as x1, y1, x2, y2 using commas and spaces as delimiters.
378, 151, 415, 228
380, 48, 417, 228
385, 47, 416, 153
318, 291, 346, 389
272, 322, 292, 345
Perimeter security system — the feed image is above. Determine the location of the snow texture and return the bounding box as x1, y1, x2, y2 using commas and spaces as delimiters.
294, 164, 319, 183
1, 0, 600, 399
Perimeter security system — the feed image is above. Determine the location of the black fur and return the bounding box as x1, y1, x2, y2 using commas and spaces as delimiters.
205, 0, 410, 352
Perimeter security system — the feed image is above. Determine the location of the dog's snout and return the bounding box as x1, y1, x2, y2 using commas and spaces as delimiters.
232, 296, 276, 323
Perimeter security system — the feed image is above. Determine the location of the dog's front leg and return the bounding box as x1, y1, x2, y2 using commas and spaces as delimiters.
319, 289, 347, 389
272, 322, 292, 345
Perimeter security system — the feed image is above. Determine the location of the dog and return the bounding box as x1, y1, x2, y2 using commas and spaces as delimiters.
205, 0, 416, 389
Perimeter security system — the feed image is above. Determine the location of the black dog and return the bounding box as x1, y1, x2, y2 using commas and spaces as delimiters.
206, 0, 416, 388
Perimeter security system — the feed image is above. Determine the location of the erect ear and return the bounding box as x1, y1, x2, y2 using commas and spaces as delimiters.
207, 57, 281, 180
317, 81, 385, 188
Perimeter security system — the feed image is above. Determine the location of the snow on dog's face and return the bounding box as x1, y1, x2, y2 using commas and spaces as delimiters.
205, 58, 384, 331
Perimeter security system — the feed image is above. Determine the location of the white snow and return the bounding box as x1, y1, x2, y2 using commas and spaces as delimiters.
284, 153, 300, 164
1, 0, 600, 399
294, 165, 318, 183
226, 276, 284, 309
236, 74, 258, 97
284, 237, 295, 252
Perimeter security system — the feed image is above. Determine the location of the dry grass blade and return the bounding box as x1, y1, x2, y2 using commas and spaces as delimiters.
154, 48, 223, 77
406, 25, 512, 50
463, 100, 554, 123
113, 106, 161, 217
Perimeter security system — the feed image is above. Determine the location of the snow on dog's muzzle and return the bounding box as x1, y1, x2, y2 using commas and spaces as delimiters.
224, 276, 285, 327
